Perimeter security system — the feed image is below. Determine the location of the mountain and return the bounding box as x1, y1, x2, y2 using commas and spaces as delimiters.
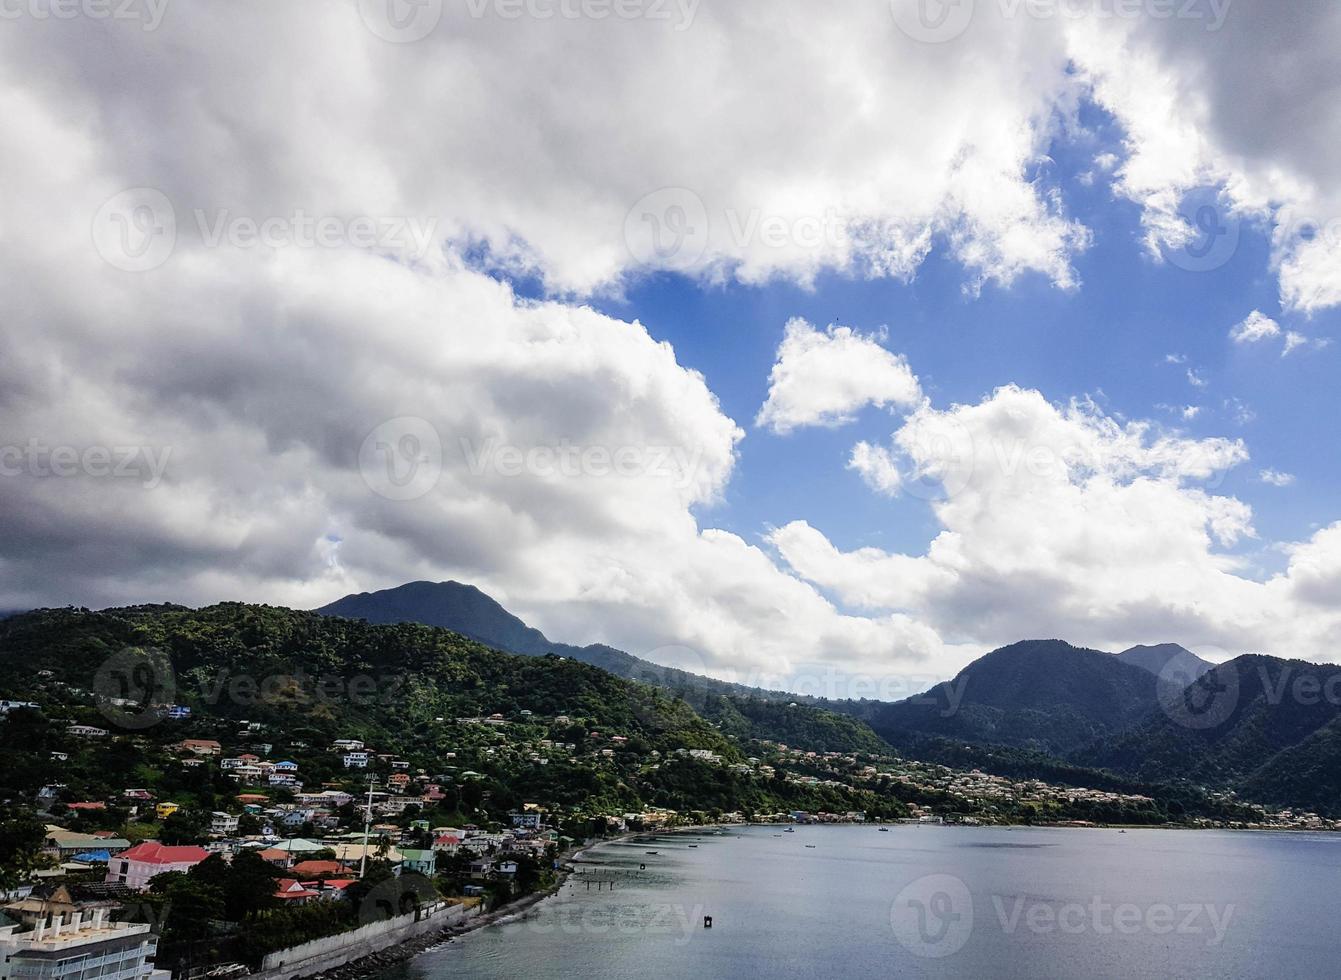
0, 604, 908, 821
318, 581, 888, 754
1078, 655, 1341, 810
1117, 643, 1213, 682
855, 639, 1171, 756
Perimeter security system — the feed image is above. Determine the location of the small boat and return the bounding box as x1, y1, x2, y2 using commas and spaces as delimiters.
878, 827, 890, 832
645, 850, 659, 855
688, 844, 698, 848
805, 844, 817, 848
784, 827, 795, 833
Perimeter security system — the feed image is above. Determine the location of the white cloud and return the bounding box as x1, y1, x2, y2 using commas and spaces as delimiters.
848, 442, 903, 497
1230, 310, 1281, 345
776, 383, 1341, 660
1187, 368, 1209, 389
756, 319, 922, 434
1260, 469, 1296, 487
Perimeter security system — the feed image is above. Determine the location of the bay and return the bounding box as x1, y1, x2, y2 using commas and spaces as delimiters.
396, 825, 1341, 979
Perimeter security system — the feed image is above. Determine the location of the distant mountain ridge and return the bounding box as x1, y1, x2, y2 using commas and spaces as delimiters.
318, 581, 888, 754
318, 581, 1341, 812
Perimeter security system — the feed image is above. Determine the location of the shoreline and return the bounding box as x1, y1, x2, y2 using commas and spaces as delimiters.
284, 820, 1331, 980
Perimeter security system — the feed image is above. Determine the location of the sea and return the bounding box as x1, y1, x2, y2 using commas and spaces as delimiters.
391, 824, 1341, 979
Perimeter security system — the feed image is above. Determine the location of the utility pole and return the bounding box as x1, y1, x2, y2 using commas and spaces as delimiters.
359, 774, 376, 878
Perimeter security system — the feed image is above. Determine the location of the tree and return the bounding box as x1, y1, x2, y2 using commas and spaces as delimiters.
160, 809, 207, 845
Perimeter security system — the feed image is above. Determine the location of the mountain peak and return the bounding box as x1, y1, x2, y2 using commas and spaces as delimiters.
1116, 643, 1213, 681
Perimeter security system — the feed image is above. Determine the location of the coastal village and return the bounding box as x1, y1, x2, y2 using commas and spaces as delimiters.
2, 685, 1336, 980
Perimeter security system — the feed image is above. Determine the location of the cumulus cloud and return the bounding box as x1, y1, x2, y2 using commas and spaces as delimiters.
4, 3, 1341, 684
848, 442, 904, 497
1260, 469, 1296, 487
755, 319, 922, 434
775, 384, 1341, 659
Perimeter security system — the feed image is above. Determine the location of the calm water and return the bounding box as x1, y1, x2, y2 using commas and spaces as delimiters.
398, 825, 1341, 979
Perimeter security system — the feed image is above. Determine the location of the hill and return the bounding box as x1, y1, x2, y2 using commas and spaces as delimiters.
0, 604, 908, 821
318, 582, 887, 754
1078, 654, 1341, 807
855, 639, 1170, 756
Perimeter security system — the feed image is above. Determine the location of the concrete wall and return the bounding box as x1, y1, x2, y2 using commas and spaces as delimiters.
252, 902, 475, 980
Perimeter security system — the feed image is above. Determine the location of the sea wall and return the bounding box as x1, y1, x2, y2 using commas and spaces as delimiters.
251, 902, 476, 980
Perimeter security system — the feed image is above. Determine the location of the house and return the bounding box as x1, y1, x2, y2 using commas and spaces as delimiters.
272, 879, 319, 904
154, 803, 180, 820
432, 834, 462, 855
496, 861, 518, 877
209, 812, 239, 835
105, 842, 209, 890
331, 739, 364, 751
0, 700, 39, 714
342, 752, 369, 769
166, 705, 191, 720
66, 802, 106, 813
0, 910, 167, 980
288, 860, 349, 880
41, 828, 130, 861
386, 773, 411, 792
273, 761, 299, 773
122, 789, 154, 802
176, 739, 222, 756
256, 848, 295, 869
509, 811, 542, 830
399, 848, 436, 877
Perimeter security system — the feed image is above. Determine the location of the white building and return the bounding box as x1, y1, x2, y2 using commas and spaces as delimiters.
105, 842, 208, 891
209, 812, 239, 835
0, 911, 167, 980
341, 752, 369, 769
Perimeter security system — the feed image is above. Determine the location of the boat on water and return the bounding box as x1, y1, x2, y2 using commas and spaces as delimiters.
878, 827, 890, 832
646, 850, 659, 854
805, 844, 816, 848
784, 827, 795, 833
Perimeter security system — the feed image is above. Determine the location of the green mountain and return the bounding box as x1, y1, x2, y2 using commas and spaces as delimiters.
0, 603, 901, 819
1078, 655, 1341, 809
854, 639, 1171, 756
318, 581, 887, 753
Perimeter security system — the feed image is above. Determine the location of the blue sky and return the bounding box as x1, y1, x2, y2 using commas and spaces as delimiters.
8, 3, 1341, 679
590, 110, 1339, 588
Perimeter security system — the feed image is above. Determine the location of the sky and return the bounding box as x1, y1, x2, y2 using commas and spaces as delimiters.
3, 0, 1341, 694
